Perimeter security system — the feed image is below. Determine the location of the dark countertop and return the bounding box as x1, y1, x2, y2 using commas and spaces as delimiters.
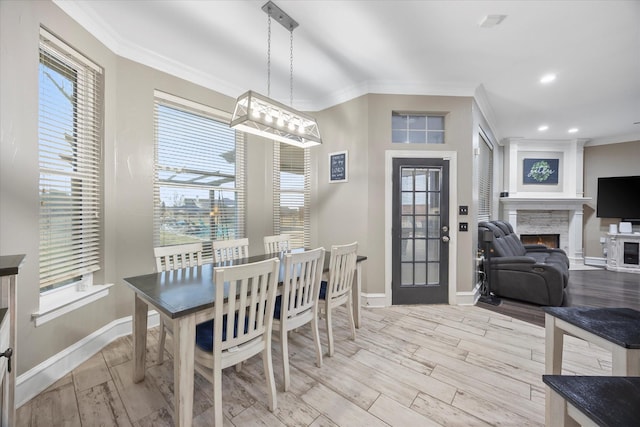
543, 375, 640, 427
0, 255, 26, 277
543, 306, 640, 349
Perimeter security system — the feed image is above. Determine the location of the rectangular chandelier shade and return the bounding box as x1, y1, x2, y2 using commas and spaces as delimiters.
230, 90, 322, 148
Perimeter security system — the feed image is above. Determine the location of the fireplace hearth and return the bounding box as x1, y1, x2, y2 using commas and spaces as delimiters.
521, 233, 560, 249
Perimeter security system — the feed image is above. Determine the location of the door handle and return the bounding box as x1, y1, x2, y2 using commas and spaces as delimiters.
442, 236, 450, 243
0, 347, 12, 372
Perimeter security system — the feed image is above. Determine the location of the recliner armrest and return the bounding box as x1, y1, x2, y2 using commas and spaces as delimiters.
488, 256, 537, 265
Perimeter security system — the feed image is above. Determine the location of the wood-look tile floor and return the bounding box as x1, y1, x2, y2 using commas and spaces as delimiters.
16, 304, 612, 426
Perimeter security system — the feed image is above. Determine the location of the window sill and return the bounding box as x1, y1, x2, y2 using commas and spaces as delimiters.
32, 284, 113, 327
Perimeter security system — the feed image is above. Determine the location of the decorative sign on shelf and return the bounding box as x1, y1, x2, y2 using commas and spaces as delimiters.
329, 151, 348, 183
523, 158, 559, 185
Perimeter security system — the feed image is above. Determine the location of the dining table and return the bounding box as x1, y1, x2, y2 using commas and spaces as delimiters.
123, 250, 367, 427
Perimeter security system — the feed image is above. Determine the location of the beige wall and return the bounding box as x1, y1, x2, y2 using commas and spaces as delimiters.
583, 140, 640, 259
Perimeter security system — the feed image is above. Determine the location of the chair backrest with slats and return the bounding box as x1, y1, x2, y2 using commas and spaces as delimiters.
326, 242, 358, 303
212, 238, 250, 263
213, 258, 280, 356
263, 234, 291, 254
281, 247, 325, 323
154, 242, 203, 272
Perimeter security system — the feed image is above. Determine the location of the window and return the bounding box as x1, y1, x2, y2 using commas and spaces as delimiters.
153, 92, 245, 261
273, 143, 310, 249
38, 29, 103, 292
392, 113, 445, 144
477, 133, 493, 222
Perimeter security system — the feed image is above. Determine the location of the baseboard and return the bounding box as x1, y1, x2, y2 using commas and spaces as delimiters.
362, 292, 387, 308
584, 256, 606, 267
457, 282, 481, 305
16, 311, 160, 408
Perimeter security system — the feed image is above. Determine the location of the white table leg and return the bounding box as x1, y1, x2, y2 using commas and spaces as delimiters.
353, 262, 362, 329
133, 295, 148, 383
612, 348, 640, 376
173, 314, 196, 427
545, 313, 564, 426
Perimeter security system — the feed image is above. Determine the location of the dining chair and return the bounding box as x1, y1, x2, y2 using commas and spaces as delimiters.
153, 242, 203, 364
319, 241, 358, 357
273, 247, 325, 391
263, 234, 291, 254
212, 237, 250, 263
194, 257, 280, 425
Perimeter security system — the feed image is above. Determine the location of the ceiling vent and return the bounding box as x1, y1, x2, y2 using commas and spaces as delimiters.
479, 15, 507, 28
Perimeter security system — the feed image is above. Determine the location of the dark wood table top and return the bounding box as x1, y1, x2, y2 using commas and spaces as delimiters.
0, 255, 26, 277
543, 375, 640, 427
543, 306, 640, 349
124, 251, 367, 320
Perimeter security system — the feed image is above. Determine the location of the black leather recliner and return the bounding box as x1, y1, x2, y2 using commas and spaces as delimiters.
478, 220, 569, 306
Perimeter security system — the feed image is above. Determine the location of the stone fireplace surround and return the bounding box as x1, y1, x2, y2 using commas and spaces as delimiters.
499, 139, 591, 265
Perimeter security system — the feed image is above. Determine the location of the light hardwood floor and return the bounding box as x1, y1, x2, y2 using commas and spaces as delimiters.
16, 304, 612, 426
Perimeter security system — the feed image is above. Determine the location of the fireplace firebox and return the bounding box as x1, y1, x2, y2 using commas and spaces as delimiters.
520, 234, 560, 249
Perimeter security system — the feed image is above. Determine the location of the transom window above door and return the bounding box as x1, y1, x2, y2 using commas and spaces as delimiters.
392, 113, 445, 144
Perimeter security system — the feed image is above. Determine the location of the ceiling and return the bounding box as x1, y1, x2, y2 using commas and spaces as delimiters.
54, 0, 640, 145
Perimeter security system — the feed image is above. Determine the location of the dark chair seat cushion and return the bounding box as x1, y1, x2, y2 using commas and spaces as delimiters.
319, 281, 327, 300
195, 314, 249, 352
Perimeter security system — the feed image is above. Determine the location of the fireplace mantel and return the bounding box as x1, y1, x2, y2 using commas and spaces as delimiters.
500, 197, 592, 265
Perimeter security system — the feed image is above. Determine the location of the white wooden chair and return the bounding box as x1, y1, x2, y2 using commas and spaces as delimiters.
153, 242, 203, 364
263, 234, 291, 254
319, 242, 358, 357
194, 257, 280, 426
273, 247, 325, 391
212, 238, 250, 263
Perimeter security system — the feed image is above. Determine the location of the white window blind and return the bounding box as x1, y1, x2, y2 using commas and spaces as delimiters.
38, 29, 103, 291
273, 142, 310, 249
478, 133, 494, 222
153, 92, 246, 261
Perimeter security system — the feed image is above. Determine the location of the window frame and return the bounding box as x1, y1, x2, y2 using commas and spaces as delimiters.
392, 112, 446, 144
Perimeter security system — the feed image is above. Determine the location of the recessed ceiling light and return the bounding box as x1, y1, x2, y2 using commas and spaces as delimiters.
568, 128, 579, 133
538, 125, 549, 131
479, 15, 507, 28
540, 73, 557, 84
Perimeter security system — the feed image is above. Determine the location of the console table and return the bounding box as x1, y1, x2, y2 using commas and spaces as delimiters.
606, 233, 640, 273
0, 255, 24, 427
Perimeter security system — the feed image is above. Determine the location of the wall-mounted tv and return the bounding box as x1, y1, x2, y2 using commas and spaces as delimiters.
597, 175, 640, 221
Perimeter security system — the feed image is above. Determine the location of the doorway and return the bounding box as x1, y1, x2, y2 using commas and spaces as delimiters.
391, 157, 450, 304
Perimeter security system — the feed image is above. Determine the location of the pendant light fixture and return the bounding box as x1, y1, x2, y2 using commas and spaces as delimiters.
230, 1, 321, 148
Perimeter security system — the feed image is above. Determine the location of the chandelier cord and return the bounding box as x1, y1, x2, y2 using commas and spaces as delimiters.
289, 29, 294, 106
267, 12, 271, 97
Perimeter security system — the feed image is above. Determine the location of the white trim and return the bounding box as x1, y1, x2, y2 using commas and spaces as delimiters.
16, 311, 160, 408
458, 282, 482, 306
32, 284, 114, 327
584, 256, 607, 267
361, 292, 387, 308
384, 150, 458, 306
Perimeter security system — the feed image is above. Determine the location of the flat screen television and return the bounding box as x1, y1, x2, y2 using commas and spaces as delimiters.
597, 175, 640, 222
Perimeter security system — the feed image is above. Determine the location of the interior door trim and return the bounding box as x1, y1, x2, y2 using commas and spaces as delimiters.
384, 150, 458, 305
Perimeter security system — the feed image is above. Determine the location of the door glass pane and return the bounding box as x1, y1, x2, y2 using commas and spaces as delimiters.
414, 239, 426, 262
428, 192, 440, 213
415, 193, 426, 215
401, 169, 414, 190
428, 263, 439, 285
428, 239, 440, 261
415, 169, 428, 191
401, 240, 413, 262
415, 263, 426, 285
401, 263, 413, 285
415, 215, 427, 237
401, 193, 414, 214
428, 170, 440, 191
428, 215, 440, 238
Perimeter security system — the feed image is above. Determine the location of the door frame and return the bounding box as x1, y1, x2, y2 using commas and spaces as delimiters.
385, 150, 458, 306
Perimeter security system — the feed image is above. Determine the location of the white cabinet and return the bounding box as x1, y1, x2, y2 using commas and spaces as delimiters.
0, 255, 23, 427
607, 233, 640, 274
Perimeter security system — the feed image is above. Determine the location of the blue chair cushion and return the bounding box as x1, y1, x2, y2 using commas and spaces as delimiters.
195, 314, 249, 352
273, 295, 282, 320
319, 281, 327, 300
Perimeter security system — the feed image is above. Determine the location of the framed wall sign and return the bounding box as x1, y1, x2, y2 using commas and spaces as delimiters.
329, 150, 348, 183
523, 158, 559, 185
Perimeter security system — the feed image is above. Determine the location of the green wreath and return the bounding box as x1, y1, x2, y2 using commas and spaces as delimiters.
527, 160, 555, 182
